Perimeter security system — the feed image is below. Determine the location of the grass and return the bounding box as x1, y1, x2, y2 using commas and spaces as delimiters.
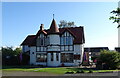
2, 67, 120, 74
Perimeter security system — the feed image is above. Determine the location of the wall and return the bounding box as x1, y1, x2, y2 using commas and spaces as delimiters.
49, 35, 60, 45
47, 53, 61, 66
74, 44, 84, 63
30, 47, 36, 65
22, 45, 30, 52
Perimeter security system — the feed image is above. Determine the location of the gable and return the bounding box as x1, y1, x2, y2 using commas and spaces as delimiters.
21, 27, 85, 46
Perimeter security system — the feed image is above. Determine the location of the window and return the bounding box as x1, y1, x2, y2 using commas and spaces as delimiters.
51, 53, 53, 61
36, 34, 48, 46
36, 53, 47, 62
74, 55, 81, 60
61, 53, 73, 63
56, 53, 59, 61
40, 38, 44, 45
36, 47, 46, 52
60, 31, 73, 45
60, 31, 73, 51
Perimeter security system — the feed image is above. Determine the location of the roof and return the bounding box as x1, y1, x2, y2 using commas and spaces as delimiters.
21, 19, 85, 46
59, 27, 85, 44
84, 47, 109, 52
115, 47, 120, 52
49, 19, 59, 34
21, 35, 36, 46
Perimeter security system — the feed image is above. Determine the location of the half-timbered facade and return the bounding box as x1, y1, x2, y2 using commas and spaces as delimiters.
21, 19, 85, 66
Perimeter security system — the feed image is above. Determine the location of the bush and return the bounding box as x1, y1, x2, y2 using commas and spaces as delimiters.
88, 70, 93, 73
65, 71, 74, 74
76, 71, 81, 73
80, 70, 85, 73
98, 50, 120, 69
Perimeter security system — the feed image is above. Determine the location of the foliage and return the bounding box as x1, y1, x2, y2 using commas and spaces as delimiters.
58, 20, 75, 28
109, 7, 120, 24
2, 47, 22, 65
88, 70, 93, 73
98, 50, 120, 69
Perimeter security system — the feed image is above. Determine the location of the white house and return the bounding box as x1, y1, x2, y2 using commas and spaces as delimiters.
21, 18, 85, 67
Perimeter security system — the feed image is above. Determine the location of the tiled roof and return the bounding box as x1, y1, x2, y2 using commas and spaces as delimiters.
21, 19, 85, 46
21, 26, 85, 46
84, 47, 109, 52
49, 19, 59, 34
21, 35, 36, 46
59, 27, 85, 44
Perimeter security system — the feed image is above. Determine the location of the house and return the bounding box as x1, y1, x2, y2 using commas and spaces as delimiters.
21, 18, 85, 67
83, 47, 109, 65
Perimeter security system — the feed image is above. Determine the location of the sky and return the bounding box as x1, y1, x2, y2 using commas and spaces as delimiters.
1, 2, 119, 50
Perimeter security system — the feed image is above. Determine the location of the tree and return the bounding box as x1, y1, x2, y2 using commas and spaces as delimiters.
58, 20, 75, 28
109, 7, 120, 27
2, 47, 22, 66
98, 50, 120, 69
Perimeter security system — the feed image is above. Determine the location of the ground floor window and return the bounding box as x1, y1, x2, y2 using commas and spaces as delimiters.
51, 53, 53, 61
61, 53, 73, 63
74, 55, 81, 60
36, 53, 47, 62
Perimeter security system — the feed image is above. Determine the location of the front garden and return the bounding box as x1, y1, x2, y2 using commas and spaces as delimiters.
2, 67, 120, 75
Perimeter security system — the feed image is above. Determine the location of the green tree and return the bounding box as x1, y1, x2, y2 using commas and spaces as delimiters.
109, 7, 120, 27
2, 47, 22, 65
58, 20, 75, 28
98, 50, 120, 69
14, 47, 22, 55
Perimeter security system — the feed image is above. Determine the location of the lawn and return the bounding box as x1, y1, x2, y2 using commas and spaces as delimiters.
2, 67, 120, 74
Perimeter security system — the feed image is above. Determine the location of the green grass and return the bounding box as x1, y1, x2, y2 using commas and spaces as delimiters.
2, 67, 120, 74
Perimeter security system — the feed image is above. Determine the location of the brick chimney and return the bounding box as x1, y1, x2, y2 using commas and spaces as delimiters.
40, 24, 44, 31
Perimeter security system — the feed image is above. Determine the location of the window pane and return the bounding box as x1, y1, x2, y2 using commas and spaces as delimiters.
51, 53, 53, 61
36, 53, 47, 62
61, 53, 73, 63
56, 53, 59, 61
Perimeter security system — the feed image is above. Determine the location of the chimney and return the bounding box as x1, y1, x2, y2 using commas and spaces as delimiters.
40, 24, 44, 31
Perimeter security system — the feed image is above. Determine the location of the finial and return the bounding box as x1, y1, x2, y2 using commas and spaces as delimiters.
53, 14, 54, 19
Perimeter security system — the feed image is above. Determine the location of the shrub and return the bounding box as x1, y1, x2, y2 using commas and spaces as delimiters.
76, 71, 81, 73
98, 50, 120, 69
65, 71, 74, 74
88, 70, 93, 73
80, 70, 85, 73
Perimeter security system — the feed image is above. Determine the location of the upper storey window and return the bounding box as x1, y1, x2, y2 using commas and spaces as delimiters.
60, 31, 73, 45
37, 33, 50, 46
37, 34, 46, 46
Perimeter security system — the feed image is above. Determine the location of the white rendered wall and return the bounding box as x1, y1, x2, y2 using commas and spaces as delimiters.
22, 45, 30, 52
49, 35, 60, 45
47, 53, 61, 66
30, 47, 36, 65
47, 34, 60, 51
74, 44, 84, 63
36, 62, 47, 66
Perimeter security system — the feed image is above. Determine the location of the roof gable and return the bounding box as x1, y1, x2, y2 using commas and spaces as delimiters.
21, 26, 85, 46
